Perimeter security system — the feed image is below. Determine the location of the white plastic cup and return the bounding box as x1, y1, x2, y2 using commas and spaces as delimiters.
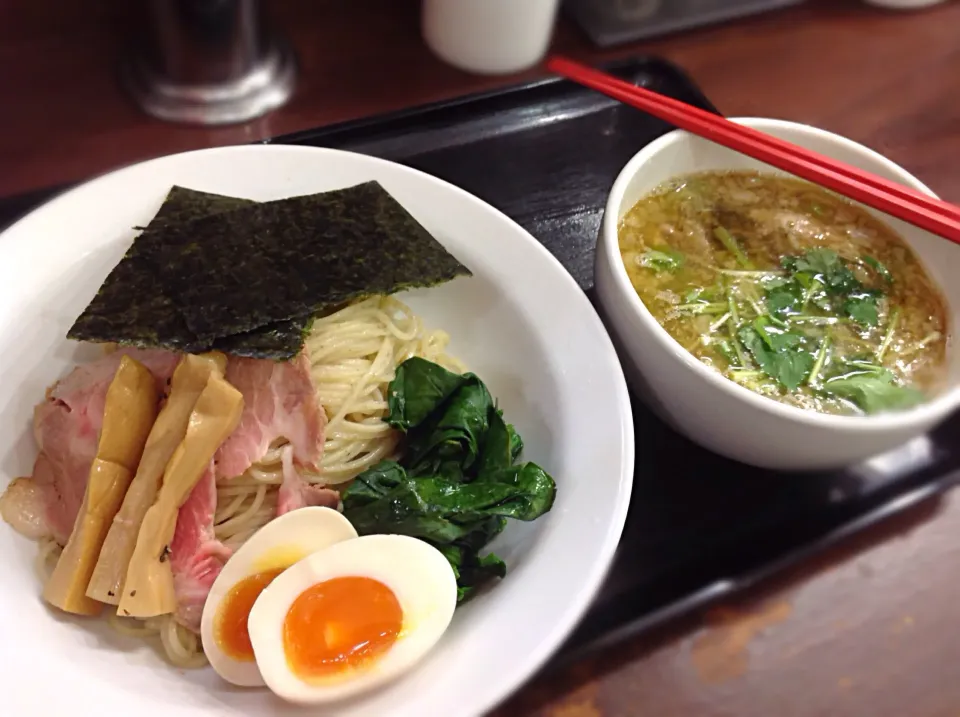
422, 0, 561, 75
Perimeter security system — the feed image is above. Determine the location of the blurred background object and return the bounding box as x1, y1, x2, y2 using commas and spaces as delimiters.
121, 0, 296, 125
861, 0, 948, 8
565, 0, 807, 46
422, 0, 561, 75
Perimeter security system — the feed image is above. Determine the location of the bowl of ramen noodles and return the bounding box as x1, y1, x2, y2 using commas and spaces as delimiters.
0, 145, 633, 716
595, 117, 960, 470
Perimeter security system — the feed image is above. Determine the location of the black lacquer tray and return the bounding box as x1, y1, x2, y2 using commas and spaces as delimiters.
4, 57, 957, 666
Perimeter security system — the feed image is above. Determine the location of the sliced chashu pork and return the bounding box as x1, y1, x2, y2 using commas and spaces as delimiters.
277, 445, 340, 515
169, 461, 231, 631
215, 354, 337, 515
2, 349, 179, 545
3, 347, 334, 632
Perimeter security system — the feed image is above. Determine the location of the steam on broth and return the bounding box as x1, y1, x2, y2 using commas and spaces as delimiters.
618, 170, 949, 416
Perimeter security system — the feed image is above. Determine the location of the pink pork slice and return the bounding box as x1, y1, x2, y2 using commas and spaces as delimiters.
215, 354, 333, 516
169, 461, 231, 632
276, 445, 340, 516
170, 354, 335, 630
9, 348, 179, 545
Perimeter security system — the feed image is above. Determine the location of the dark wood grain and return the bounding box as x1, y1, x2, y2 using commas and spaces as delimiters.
4, 1, 960, 715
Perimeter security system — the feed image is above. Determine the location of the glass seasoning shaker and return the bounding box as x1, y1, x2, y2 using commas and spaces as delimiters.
121, 0, 296, 126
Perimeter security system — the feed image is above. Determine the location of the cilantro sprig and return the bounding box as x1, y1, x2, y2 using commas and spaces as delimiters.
780, 248, 883, 327
638, 247, 685, 273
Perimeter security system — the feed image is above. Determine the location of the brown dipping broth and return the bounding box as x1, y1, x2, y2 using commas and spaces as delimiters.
618, 171, 949, 416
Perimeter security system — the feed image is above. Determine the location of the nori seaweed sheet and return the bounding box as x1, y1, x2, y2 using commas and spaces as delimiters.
211, 317, 314, 360
146, 181, 471, 343
68, 181, 471, 360
67, 187, 256, 351
145, 186, 254, 227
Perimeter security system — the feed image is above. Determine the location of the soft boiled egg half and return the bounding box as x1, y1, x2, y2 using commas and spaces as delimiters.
200, 506, 358, 687
248, 534, 458, 705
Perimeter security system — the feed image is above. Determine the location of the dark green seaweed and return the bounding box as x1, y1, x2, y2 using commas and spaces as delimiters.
145, 181, 471, 343
144, 187, 317, 355
67, 186, 256, 352
141, 186, 254, 229
341, 357, 557, 602
69, 182, 470, 359
68, 182, 469, 359
210, 317, 314, 360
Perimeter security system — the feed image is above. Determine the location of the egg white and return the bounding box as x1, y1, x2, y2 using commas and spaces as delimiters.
247, 534, 458, 705
199, 506, 358, 687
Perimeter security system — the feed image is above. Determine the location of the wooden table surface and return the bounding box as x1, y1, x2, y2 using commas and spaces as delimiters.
4, 0, 960, 715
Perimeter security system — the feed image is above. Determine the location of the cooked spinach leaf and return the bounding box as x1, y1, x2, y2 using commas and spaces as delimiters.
342, 357, 557, 602
436, 528, 507, 603
386, 357, 470, 430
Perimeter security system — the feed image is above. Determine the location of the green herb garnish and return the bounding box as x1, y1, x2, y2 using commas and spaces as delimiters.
843, 293, 881, 327
713, 226, 754, 268
738, 322, 814, 391
782, 248, 858, 294
639, 247, 685, 273
820, 369, 924, 414
863, 255, 893, 285
782, 249, 882, 328
764, 279, 803, 319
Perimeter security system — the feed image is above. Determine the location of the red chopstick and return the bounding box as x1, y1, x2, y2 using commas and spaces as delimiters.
548, 56, 960, 223
546, 56, 960, 244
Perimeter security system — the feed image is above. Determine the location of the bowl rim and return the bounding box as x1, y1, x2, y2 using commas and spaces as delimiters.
601, 116, 960, 433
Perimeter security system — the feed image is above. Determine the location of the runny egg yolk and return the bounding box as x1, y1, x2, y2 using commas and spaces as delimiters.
282, 576, 402, 681
215, 568, 285, 660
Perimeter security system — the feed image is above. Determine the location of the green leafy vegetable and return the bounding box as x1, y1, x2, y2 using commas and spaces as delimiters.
738, 324, 814, 391
713, 226, 754, 268
386, 357, 469, 430
639, 247, 685, 273
716, 339, 739, 365
782, 248, 858, 295
782, 249, 883, 327
843, 293, 880, 327
807, 336, 830, 386
342, 463, 553, 541
820, 369, 924, 414
436, 528, 507, 602
764, 279, 803, 318
863, 255, 893, 284
341, 357, 557, 602
385, 359, 494, 481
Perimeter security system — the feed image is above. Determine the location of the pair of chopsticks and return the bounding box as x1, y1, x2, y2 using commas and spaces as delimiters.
545, 56, 960, 244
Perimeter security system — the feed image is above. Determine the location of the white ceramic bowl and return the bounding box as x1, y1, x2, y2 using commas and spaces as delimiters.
595, 118, 960, 470
0, 145, 634, 716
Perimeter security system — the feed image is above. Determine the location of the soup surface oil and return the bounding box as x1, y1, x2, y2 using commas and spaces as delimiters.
618, 171, 949, 416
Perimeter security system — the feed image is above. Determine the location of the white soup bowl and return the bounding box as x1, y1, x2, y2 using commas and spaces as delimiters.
595, 118, 960, 470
